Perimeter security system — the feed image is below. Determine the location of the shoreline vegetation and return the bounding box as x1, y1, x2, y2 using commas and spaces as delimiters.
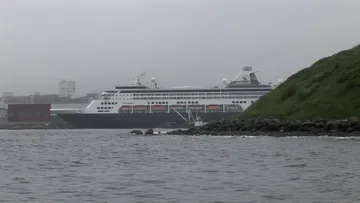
239, 44, 360, 120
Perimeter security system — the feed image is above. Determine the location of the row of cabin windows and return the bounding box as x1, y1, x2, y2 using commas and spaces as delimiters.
107, 94, 130, 96
103, 95, 262, 100
134, 93, 213, 96
232, 101, 255, 104
97, 106, 114, 110
146, 101, 247, 105
133, 96, 260, 100
104, 95, 262, 101
133, 92, 267, 97
232, 101, 248, 104
102, 93, 131, 97
177, 101, 199, 104
100, 97, 260, 103
101, 94, 115, 97
148, 101, 168, 105
103, 92, 264, 97
104, 97, 132, 101
100, 102, 118, 105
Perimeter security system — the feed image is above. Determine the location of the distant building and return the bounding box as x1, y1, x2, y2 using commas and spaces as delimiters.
0, 102, 7, 118
7, 104, 51, 123
31, 94, 58, 104
2, 93, 98, 104
3, 92, 14, 98
59, 80, 76, 98
2, 96, 30, 104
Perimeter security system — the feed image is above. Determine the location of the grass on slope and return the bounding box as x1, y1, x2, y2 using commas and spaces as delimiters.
241, 44, 360, 120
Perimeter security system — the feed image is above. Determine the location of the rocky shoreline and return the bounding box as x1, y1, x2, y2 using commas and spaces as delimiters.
166, 117, 360, 137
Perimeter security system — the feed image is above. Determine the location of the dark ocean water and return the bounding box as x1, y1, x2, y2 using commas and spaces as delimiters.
1, 129, 360, 203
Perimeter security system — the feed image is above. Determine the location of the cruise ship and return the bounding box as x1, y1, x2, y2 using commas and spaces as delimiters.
51, 67, 274, 129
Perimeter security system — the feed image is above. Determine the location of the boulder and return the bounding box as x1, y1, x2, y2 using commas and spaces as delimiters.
144, 128, 154, 135
129, 130, 143, 135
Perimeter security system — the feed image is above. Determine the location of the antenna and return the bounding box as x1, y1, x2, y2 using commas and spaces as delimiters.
150, 77, 158, 88
231, 71, 243, 82
136, 72, 147, 86
231, 66, 253, 82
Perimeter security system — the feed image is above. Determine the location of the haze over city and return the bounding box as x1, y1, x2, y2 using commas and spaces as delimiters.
1, 0, 360, 95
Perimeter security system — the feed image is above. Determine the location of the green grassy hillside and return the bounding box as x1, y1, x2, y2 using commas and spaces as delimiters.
241, 44, 360, 120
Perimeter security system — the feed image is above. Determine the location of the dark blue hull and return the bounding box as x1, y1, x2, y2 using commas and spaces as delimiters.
56, 112, 240, 129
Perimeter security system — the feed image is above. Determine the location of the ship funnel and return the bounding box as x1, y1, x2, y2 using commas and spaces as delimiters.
249, 72, 260, 85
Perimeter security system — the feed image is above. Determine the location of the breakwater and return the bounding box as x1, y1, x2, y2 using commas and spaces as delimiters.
166, 117, 360, 136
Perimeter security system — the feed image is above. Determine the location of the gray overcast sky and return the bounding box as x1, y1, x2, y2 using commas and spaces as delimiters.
1, 0, 360, 95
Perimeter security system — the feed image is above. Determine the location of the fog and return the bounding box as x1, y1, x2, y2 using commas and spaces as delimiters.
1, 0, 359, 95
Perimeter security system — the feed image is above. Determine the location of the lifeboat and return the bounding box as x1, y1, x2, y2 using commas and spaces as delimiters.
152, 105, 167, 109
119, 105, 132, 110
170, 105, 185, 109
134, 105, 146, 110
207, 105, 221, 109
189, 105, 204, 109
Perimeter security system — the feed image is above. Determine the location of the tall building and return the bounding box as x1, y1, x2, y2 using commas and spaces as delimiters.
59, 80, 76, 98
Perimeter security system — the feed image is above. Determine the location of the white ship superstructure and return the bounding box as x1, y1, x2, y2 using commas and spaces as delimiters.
51, 67, 274, 129
80, 68, 271, 114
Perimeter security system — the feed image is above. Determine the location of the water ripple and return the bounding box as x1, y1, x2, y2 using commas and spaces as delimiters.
0, 130, 360, 202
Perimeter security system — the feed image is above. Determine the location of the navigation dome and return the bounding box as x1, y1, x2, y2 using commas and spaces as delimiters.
150, 77, 157, 83
222, 78, 229, 85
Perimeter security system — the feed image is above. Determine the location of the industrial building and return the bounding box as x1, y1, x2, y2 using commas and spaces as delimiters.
0, 92, 99, 125
0, 90, 99, 126
7, 104, 51, 123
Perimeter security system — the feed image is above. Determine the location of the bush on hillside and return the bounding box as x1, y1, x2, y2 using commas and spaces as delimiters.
241, 44, 360, 120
